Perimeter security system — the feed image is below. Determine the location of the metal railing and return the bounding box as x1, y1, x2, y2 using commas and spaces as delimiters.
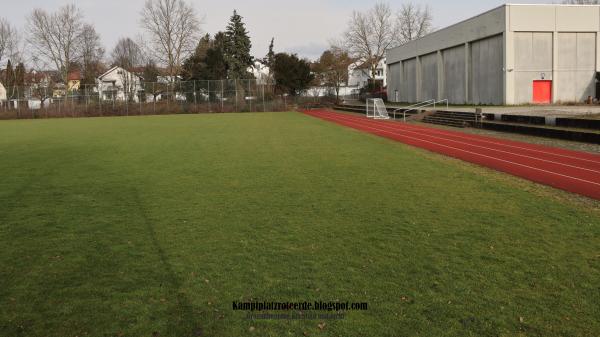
433, 99, 449, 110
393, 99, 434, 121
393, 99, 449, 122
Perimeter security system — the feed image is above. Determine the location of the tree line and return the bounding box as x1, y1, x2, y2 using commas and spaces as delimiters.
1, 0, 435, 102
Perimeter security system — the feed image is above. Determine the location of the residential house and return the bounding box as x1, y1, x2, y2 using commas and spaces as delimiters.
96, 66, 143, 102
0, 81, 6, 103
67, 71, 82, 92
248, 60, 270, 85
157, 74, 183, 84
304, 58, 388, 99
347, 58, 387, 88
25, 70, 54, 90
53, 83, 66, 98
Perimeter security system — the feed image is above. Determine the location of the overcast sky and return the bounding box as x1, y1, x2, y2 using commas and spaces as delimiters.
6, 0, 551, 61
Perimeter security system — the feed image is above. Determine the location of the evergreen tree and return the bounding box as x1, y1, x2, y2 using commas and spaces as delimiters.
4, 59, 14, 87
224, 10, 253, 79
205, 32, 228, 80
143, 60, 160, 83
263, 38, 275, 84
182, 32, 228, 81
14, 63, 25, 98
265, 38, 275, 68
4, 59, 14, 99
182, 34, 212, 80
272, 53, 314, 96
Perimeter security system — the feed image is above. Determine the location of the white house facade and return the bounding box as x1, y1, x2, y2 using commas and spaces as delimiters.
249, 61, 271, 85
96, 66, 144, 102
347, 58, 387, 88
0, 81, 6, 102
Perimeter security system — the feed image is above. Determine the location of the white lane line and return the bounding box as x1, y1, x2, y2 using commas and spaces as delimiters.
311, 112, 600, 188
318, 112, 600, 176
318, 110, 600, 165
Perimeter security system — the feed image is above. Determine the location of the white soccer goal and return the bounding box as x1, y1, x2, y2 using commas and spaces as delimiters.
366, 98, 390, 120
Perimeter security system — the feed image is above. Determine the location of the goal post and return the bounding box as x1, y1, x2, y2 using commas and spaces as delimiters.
366, 98, 390, 120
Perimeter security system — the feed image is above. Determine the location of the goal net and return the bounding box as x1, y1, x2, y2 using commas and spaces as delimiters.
366, 98, 390, 120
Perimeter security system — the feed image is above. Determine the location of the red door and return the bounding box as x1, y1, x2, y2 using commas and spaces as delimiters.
533, 80, 552, 104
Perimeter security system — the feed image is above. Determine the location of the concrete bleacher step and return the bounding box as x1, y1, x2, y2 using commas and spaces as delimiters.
430, 111, 477, 119
428, 115, 475, 122
421, 111, 476, 128
481, 120, 600, 144
481, 113, 600, 132
422, 116, 470, 128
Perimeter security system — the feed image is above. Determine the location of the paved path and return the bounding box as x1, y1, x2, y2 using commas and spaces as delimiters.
303, 109, 600, 200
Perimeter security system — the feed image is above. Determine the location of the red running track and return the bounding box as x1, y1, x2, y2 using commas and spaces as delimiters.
302, 109, 600, 200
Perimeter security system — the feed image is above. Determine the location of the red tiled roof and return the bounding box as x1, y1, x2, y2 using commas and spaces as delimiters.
67, 71, 81, 81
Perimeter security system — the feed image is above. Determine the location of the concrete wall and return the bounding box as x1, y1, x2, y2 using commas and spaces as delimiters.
386, 5, 506, 104
470, 34, 504, 105
508, 5, 600, 32
512, 32, 553, 104
387, 4, 600, 105
555, 32, 596, 102
506, 4, 600, 104
443, 45, 466, 104
387, 63, 401, 102
400, 58, 417, 102
420, 53, 438, 101
387, 6, 505, 63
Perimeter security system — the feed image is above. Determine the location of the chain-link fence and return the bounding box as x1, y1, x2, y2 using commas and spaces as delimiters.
0, 79, 335, 120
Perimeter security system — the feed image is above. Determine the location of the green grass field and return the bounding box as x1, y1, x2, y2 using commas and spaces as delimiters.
1, 112, 599, 337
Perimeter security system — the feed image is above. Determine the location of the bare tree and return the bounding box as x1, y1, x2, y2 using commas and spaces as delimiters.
398, 3, 433, 44
111, 38, 143, 102
111, 38, 143, 69
0, 17, 20, 65
344, 2, 399, 79
80, 24, 104, 87
28, 70, 55, 108
317, 47, 354, 102
26, 4, 85, 84
140, 0, 201, 79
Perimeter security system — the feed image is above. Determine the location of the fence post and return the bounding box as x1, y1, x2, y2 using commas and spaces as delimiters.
99, 85, 103, 116
17, 87, 20, 119
194, 80, 197, 113
221, 80, 224, 112
84, 85, 88, 115
248, 79, 251, 112
126, 86, 129, 116
208, 80, 211, 113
